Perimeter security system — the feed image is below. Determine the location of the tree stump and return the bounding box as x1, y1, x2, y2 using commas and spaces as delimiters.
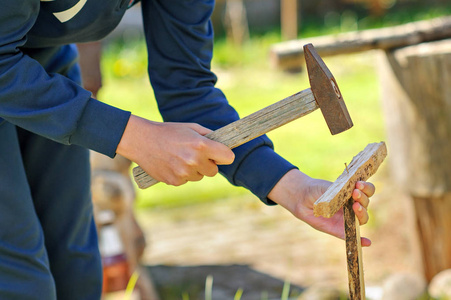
377, 39, 451, 282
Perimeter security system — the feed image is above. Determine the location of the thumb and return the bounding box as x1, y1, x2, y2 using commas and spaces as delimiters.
205, 138, 235, 165
186, 123, 213, 136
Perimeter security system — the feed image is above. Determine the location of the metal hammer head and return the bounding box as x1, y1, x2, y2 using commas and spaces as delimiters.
304, 44, 353, 135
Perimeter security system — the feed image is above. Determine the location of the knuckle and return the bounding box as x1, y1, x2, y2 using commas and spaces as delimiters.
184, 158, 198, 167
192, 139, 208, 151
175, 168, 190, 180
166, 177, 184, 186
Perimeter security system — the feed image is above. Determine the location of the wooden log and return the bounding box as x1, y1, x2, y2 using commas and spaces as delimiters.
313, 142, 387, 218
133, 89, 318, 189
377, 39, 451, 281
270, 16, 451, 71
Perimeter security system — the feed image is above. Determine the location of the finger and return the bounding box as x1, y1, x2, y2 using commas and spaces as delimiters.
352, 189, 370, 209
189, 172, 204, 182
355, 181, 375, 198
353, 201, 369, 225
179, 170, 204, 183
197, 159, 219, 177
361, 237, 372, 247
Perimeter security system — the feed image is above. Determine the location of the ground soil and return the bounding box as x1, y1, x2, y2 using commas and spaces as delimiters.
137, 169, 423, 299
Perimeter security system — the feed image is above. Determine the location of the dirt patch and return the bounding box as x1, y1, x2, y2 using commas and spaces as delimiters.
137, 171, 421, 298
146, 264, 304, 299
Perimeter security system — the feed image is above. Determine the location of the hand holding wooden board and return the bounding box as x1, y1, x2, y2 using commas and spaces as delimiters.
313, 142, 387, 300
314, 142, 387, 218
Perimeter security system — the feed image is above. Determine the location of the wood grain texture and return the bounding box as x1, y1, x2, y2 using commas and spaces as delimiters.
313, 142, 387, 218
344, 198, 365, 300
378, 39, 451, 196
270, 16, 451, 70
378, 39, 451, 281
133, 89, 318, 189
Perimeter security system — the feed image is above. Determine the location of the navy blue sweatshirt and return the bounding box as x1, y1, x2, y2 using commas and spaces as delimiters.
0, 0, 296, 204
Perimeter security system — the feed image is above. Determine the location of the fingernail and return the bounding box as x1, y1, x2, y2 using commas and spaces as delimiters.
358, 203, 363, 211
355, 190, 361, 199
357, 181, 364, 190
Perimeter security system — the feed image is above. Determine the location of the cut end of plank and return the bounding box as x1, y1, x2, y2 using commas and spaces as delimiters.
313, 142, 387, 218
133, 166, 159, 189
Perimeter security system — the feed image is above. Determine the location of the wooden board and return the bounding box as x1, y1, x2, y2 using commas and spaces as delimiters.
313, 142, 387, 218
133, 89, 318, 189
270, 16, 451, 71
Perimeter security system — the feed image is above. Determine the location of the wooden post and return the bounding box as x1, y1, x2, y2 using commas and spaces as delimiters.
281, 0, 298, 40
343, 198, 365, 300
377, 39, 451, 282
224, 0, 249, 45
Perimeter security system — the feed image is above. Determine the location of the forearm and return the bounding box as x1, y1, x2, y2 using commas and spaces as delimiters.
267, 169, 316, 214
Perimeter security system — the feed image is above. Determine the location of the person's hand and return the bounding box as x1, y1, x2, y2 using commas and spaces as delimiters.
117, 115, 235, 186
268, 169, 375, 246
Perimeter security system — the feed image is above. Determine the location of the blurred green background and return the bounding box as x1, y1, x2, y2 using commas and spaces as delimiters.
97, 0, 449, 209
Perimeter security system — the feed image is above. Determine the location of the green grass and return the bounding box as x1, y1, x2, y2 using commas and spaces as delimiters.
98, 31, 385, 208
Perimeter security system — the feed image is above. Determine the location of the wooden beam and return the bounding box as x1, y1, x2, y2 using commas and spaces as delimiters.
314, 142, 387, 218
270, 16, 451, 70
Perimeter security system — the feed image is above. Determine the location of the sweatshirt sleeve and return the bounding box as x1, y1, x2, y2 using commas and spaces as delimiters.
0, 1, 131, 158
141, 0, 297, 204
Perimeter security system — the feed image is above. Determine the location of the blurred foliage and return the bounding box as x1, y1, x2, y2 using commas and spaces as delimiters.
298, 1, 451, 38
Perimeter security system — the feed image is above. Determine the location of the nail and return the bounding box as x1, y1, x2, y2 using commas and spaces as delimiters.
354, 190, 361, 199
357, 181, 364, 190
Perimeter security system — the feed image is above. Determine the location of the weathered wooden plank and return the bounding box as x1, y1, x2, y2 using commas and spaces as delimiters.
343, 198, 365, 300
133, 89, 318, 189
270, 16, 451, 70
313, 142, 387, 218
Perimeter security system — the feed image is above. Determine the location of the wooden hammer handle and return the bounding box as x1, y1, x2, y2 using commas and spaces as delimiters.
133, 88, 318, 189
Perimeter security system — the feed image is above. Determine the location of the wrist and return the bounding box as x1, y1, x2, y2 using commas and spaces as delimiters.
116, 115, 157, 163
268, 169, 312, 213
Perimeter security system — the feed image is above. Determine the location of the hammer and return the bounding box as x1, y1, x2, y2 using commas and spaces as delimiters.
132, 44, 353, 189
